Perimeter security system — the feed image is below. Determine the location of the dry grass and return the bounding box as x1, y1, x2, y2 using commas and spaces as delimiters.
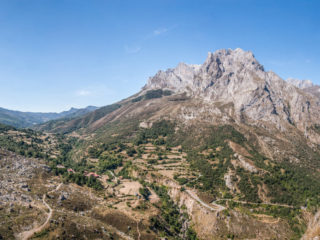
119, 181, 142, 196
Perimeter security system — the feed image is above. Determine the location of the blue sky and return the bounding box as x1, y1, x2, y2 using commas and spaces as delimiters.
0, 0, 319, 112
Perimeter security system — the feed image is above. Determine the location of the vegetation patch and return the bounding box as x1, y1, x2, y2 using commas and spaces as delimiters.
131, 89, 172, 103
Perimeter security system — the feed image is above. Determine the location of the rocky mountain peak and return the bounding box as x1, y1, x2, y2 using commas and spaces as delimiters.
145, 48, 265, 94
144, 48, 320, 133
287, 78, 314, 89
203, 48, 264, 73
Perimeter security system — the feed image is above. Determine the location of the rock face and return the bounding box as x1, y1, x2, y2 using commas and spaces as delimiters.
144, 48, 320, 133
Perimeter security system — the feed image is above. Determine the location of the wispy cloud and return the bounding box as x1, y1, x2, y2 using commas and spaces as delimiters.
124, 25, 177, 54
153, 27, 168, 36
76, 89, 92, 97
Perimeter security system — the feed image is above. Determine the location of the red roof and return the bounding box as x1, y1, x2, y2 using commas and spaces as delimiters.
85, 172, 100, 178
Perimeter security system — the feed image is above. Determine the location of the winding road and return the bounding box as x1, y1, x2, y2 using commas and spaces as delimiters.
185, 189, 226, 212
18, 183, 62, 240
212, 198, 296, 209
185, 190, 295, 214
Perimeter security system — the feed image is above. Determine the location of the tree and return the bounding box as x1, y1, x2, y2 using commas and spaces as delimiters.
139, 187, 151, 200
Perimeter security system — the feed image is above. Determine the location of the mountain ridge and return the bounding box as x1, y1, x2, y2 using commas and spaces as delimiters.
0, 105, 98, 128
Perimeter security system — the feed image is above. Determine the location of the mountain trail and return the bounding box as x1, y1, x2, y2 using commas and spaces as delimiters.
18, 183, 63, 240
136, 220, 141, 240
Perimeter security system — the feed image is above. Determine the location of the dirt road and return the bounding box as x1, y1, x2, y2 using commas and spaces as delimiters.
212, 198, 295, 209
185, 189, 226, 212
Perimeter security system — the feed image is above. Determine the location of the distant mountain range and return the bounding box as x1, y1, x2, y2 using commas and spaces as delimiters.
0, 106, 98, 128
